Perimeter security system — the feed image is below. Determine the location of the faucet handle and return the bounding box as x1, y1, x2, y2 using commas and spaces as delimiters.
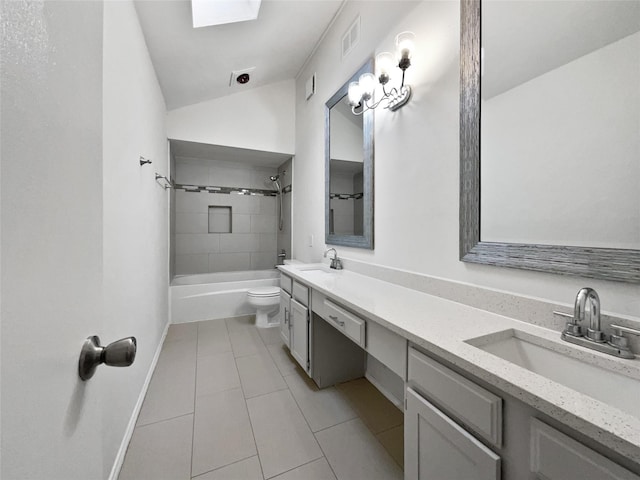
608, 324, 640, 352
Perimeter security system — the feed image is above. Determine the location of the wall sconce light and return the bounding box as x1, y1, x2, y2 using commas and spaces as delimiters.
348, 31, 415, 114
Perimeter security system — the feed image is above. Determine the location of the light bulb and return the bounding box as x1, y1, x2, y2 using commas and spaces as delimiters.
359, 72, 377, 101
396, 31, 415, 61
376, 52, 395, 84
348, 81, 363, 106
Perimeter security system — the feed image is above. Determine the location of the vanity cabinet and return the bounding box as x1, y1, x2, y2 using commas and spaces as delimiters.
281, 275, 312, 375
405, 387, 500, 480
530, 419, 640, 480
406, 346, 502, 480
290, 298, 310, 373
279, 289, 291, 347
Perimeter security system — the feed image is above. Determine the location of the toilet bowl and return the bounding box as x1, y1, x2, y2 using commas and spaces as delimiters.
246, 286, 280, 328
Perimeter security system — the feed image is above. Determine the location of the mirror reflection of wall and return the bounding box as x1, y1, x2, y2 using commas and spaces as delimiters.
480, 0, 640, 250
329, 96, 364, 236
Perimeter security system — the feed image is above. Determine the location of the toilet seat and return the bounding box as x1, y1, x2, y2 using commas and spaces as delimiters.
247, 286, 280, 297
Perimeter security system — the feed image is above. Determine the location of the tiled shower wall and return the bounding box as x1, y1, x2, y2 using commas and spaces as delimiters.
174, 157, 279, 275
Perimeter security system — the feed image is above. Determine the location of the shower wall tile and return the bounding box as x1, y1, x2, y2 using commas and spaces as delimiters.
251, 252, 277, 270
176, 254, 209, 275
259, 196, 276, 215
173, 157, 286, 275
176, 213, 208, 234
219, 234, 260, 253
209, 253, 251, 272
251, 215, 277, 233
175, 190, 209, 213
175, 162, 209, 185
233, 214, 251, 234
176, 234, 220, 255
258, 233, 277, 253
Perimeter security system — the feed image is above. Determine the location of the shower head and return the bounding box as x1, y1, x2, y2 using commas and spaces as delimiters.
269, 175, 280, 182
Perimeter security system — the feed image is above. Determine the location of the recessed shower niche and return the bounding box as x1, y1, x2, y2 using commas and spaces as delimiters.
208, 206, 232, 234
168, 140, 293, 277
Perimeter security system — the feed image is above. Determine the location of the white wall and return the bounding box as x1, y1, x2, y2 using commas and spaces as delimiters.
102, 1, 169, 477
482, 32, 640, 249
166, 79, 296, 154
294, 0, 640, 318
1, 1, 105, 478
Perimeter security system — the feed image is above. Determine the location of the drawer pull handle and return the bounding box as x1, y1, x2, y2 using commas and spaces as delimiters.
329, 314, 345, 327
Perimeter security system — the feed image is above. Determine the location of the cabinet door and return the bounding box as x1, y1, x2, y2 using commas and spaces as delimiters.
530, 418, 639, 480
405, 387, 500, 480
290, 298, 309, 373
280, 289, 291, 348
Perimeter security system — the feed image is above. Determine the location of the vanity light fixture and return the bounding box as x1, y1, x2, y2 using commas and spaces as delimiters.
348, 31, 415, 114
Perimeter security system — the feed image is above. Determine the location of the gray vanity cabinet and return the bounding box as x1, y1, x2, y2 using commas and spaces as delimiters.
405, 387, 501, 480
406, 346, 502, 480
290, 298, 309, 373
530, 419, 640, 480
279, 289, 291, 347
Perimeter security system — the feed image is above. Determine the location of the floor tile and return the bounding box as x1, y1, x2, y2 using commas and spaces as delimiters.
165, 322, 198, 344
192, 388, 257, 477
376, 424, 404, 469
196, 352, 241, 397
336, 378, 403, 434
266, 344, 298, 377
119, 414, 193, 480
137, 340, 196, 426
193, 456, 263, 480
271, 458, 336, 480
257, 326, 283, 345
284, 370, 357, 432
315, 418, 403, 480
246, 389, 323, 479
197, 320, 232, 357
236, 352, 287, 399
229, 326, 269, 358
225, 315, 256, 333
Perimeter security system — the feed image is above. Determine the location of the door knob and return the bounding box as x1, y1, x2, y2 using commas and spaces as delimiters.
78, 335, 137, 381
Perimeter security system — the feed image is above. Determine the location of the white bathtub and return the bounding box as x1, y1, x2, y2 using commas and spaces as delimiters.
170, 270, 280, 324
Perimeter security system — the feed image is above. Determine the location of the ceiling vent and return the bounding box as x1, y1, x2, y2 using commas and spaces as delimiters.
229, 67, 256, 87
342, 16, 361, 59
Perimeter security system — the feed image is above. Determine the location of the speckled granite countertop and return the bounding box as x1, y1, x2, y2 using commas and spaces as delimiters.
278, 264, 640, 463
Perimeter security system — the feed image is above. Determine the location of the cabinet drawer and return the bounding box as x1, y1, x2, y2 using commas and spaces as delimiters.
292, 281, 309, 307
530, 418, 639, 480
408, 347, 502, 447
280, 274, 292, 294
322, 298, 366, 348
367, 321, 406, 378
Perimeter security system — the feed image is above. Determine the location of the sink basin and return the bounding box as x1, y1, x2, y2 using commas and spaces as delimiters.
294, 263, 333, 272
466, 329, 640, 418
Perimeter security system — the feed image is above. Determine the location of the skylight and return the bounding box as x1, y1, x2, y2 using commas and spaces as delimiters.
191, 0, 262, 28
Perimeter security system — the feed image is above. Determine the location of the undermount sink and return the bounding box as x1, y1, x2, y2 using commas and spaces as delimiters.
466, 329, 640, 418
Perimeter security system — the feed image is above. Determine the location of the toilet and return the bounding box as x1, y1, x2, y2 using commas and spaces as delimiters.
246, 286, 281, 328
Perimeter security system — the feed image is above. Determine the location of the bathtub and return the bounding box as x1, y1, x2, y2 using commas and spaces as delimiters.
170, 270, 280, 324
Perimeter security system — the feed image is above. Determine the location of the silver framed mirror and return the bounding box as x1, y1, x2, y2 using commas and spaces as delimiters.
325, 59, 374, 249
460, 0, 640, 283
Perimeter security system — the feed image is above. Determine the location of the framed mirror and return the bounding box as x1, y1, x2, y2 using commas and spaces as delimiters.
460, 0, 640, 283
325, 59, 374, 249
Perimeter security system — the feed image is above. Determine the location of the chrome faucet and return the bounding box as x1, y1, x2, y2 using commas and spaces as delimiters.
323, 248, 343, 270
557, 287, 640, 359
574, 287, 604, 342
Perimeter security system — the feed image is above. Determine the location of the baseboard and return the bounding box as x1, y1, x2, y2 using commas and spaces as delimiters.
365, 372, 403, 412
108, 319, 171, 480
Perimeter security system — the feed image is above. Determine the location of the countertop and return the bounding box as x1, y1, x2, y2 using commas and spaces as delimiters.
278, 263, 640, 463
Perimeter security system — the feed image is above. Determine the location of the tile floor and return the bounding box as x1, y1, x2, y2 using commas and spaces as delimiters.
119, 315, 404, 480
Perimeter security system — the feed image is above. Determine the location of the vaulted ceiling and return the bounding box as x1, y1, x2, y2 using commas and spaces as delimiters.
134, 0, 344, 110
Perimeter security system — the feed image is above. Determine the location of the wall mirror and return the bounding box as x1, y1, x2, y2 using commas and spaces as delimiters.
460, 0, 640, 282
325, 59, 374, 249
